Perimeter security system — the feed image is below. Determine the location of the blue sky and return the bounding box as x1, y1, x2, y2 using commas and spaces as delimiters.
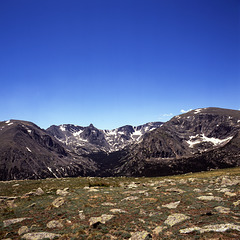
0, 0, 239, 129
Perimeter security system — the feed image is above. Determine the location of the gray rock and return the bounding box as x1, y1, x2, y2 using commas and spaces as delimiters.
18, 226, 29, 235
52, 197, 65, 208
197, 196, 223, 201
3, 217, 30, 227
162, 201, 180, 209
35, 188, 44, 196
89, 214, 114, 226
56, 189, 68, 196
214, 206, 230, 214
21, 232, 61, 240
47, 220, 63, 228
180, 223, 240, 234
164, 213, 190, 227
130, 231, 152, 240
153, 226, 167, 235
78, 210, 86, 220
165, 188, 185, 194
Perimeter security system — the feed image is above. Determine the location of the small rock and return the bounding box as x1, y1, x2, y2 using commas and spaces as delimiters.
27, 203, 36, 208
165, 188, 185, 194
89, 214, 114, 226
101, 202, 116, 206
6, 200, 17, 208
233, 200, 240, 206
47, 220, 63, 228
110, 208, 127, 213
56, 189, 68, 196
88, 188, 99, 192
197, 196, 223, 201
130, 231, 152, 240
162, 201, 180, 209
122, 196, 139, 201
12, 184, 20, 187
18, 226, 29, 235
52, 197, 65, 208
193, 188, 201, 192
224, 192, 237, 197
3, 217, 30, 227
79, 210, 86, 220
153, 226, 167, 235
22, 232, 61, 240
35, 187, 44, 196
164, 213, 190, 227
214, 206, 230, 214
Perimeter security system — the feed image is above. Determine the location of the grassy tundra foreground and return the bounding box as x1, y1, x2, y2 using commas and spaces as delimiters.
0, 168, 240, 239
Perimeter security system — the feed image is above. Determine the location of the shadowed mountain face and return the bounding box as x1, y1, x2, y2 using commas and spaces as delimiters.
0, 120, 97, 181
1, 108, 240, 180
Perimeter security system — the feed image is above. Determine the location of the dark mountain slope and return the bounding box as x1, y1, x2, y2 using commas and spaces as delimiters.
0, 120, 98, 180
114, 108, 240, 176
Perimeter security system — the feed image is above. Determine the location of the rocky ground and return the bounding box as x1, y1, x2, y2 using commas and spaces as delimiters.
0, 168, 240, 240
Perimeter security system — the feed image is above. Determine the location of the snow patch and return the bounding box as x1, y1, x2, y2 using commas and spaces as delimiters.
5, 120, 10, 124
187, 134, 233, 148
194, 109, 202, 114
60, 125, 66, 131
47, 167, 58, 178
73, 130, 83, 137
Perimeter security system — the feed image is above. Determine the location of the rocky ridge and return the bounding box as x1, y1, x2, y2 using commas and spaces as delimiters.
0, 107, 240, 180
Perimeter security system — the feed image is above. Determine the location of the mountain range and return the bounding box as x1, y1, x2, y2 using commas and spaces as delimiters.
0, 107, 240, 180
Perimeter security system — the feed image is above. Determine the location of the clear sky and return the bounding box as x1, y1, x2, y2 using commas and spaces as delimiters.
0, 0, 239, 130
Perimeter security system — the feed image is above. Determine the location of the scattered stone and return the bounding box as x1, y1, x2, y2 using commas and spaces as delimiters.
52, 197, 65, 208
47, 220, 63, 228
88, 188, 99, 192
3, 217, 30, 227
18, 226, 29, 235
128, 182, 138, 188
89, 214, 114, 226
56, 189, 68, 196
22, 232, 61, 240
224, 192, 237, 197
79, 210, 86, 220
27, 203, 36, 208
153, 226, 167, 236
218, 187, 231, 193
83, 186, 90, 189
101, 202, 116, 206
110, 208, 127, 213
193, 188, 201, 192
197, 196, 223, 201
130, 231, 152, 240
214, 206, 230, 214
180, 223, 240, 234
12, 184, 20, 187
122, 196, 139, 201
35, 187, 44, 196
6, 200, 17, 208
165, 188, 185, 194
233, 200, 240, 206
162, 201, 180, 209
164, 213, 190, 227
